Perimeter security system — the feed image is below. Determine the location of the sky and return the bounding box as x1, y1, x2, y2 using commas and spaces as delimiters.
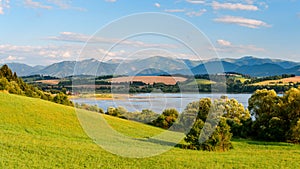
0, 0, 299, 65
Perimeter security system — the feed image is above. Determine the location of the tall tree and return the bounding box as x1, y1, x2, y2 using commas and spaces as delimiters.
184, 98, 234, 151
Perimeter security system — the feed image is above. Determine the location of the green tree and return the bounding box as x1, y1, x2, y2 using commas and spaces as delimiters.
289, 119, 300, 143
152, 108, 179, 129
0, 65, 73, 106
248, 89, 286, 141
221, 98, 251, 138
0, 65, 13, 81
282, 87, 300, 143
184, 98, 233, 151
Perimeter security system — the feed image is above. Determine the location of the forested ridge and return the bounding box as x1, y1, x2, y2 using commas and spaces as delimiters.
0, 64, 73, 106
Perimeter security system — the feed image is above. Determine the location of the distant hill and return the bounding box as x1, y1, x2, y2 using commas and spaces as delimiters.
134, 68, 169, 76
234, 63, 288, 76
191, 61, 239, 75
3, 56, 300, 77
35, 59, 117, 77
116, 56, 188, 75
0, 63, 44, 76
223, 56, 299, 69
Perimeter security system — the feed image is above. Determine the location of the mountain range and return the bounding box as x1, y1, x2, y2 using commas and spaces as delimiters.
2, 56, 300, 77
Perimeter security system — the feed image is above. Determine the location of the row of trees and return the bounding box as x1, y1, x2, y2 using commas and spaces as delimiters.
0, 65, 73, 106
182, 87, 300, 151
100, 87, 300, 152
248, 89, 300, 143
100, 97, 249, 152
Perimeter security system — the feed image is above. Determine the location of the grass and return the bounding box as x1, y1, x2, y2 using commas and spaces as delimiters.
1, 92, 300, 168
69, 93, 113, 99
185, 79, 216, 86
229, 76, 249, 83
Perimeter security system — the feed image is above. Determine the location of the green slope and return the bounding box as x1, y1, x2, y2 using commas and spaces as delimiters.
1, 92, 300, 168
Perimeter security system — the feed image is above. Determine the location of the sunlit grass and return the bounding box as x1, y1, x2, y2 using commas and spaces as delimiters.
0, 92, 300, 168
185, 79, 216, 86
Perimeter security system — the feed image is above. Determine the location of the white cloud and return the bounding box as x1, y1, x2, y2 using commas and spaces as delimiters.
98, 49, 126, 58
211, 1, 259, 11
105, 0, 116, 2
258, 1, 268, 9
214, 15, 271, 28
164, 9, 185, 13
186, 0, 205, 4
217, 39, 231, 46
186, 9, 207, 17
46, 0, 86, 11
23, 0, 85, 11
0, 44, 82, 64
0, 55, 25, 63
154, 3, 161, 8
24, 0, 52, 9
47, 32, 178, 49
47, 32, 89, 42
47, 0, 69, 8
0, 0, 10, 14
215, 39, 265, 54
6, 55, 16, 61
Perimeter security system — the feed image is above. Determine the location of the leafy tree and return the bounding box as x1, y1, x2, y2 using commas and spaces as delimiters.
123, 109, 159, 124
247, 88, 300, 142
221, 98, 251, 138
282, 87, 300, 143
184, 98, 233, 151
0, 65, 73, 106
0, 77, 9, 90
106, 106, 127, 117
0, 65, 13, 81
75, 103, 104, 113
152, 108, 179, 129
200, 117, 233, 152
248, 89, 286, 141
106, 107, 116, 116
53, 92, 74, 106
289, 119, 300, 143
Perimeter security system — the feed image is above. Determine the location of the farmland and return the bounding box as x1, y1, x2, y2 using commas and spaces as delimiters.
109, 76, 187, 85
252, 76, 300, 86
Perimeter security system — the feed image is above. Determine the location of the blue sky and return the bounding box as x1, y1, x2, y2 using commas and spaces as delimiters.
0, 0, 299, 65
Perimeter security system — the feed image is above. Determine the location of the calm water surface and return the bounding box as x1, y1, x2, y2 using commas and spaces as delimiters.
72, 93, 252, 113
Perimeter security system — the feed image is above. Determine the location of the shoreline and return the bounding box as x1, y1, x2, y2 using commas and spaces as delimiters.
69, 92, 254, 101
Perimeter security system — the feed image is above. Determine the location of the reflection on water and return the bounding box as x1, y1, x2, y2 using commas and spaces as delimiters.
72, 93, 252, 113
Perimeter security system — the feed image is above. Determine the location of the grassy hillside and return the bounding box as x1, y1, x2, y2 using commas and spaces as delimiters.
1, 92, 300, 168
185, 79, 216, 86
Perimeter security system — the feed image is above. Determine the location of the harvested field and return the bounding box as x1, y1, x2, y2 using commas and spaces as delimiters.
252, 76, 300, 86
110, 76, 187, 85
36, 80, 60, 85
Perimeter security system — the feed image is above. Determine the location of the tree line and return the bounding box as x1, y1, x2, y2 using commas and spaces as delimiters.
51, 73, 299, 94
85, 87, 300, 152
0, 65, 73, 106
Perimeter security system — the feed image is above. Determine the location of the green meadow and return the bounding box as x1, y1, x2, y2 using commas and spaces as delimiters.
0, 92, 300, 168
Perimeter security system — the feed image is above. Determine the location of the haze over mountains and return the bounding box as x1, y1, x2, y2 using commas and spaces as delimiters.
2, 56, 300, 77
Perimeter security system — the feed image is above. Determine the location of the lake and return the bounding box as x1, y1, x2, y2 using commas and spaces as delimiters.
72, 93, 253, 113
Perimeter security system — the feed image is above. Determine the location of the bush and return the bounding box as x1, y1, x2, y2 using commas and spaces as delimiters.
152, 108, 179, 129
183, 98, 236, 151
